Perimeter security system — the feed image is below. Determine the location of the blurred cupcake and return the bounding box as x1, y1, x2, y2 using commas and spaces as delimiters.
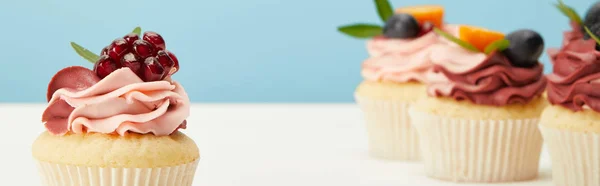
33, 28, 199, 186
409, 25, 547, 182
540, 2, 600, 186
338, 2, 447, 160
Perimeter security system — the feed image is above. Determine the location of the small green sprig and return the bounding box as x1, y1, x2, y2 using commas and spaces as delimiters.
337, 24, 383, 38
374, 0, 394, 22
337, 0, 394, 39
554, 0, 600, 45
433, 28, 479, 52
484, 39, 510, 54
71, 27, 141, 64
554, 0, 582, 25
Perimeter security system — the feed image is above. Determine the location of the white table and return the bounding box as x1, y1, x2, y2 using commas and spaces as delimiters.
0, 104, 553, 186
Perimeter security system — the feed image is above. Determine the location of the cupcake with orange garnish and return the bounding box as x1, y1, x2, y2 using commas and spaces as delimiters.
540, 1, 600, 186
408, 25, 547, 182
338, 1, 448, 160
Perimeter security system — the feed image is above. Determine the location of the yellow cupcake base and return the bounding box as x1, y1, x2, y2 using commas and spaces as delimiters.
412, 95, 547, 120
32, 131, 199, 168
355, 81, 425, 102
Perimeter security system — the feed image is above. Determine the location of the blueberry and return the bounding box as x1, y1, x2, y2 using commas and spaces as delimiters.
584, 22, 600, 40
584, 2, 600, 28
383, 14, 420, 39
501, 29, 544, 68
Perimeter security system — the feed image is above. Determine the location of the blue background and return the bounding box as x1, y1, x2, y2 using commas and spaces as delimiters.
0, 0, 592, 103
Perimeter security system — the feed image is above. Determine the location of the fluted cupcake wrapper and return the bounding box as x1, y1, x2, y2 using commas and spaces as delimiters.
36, 159, 199, 186
409, 108, 542, 183
540, 126, 600, 186
355, 95, 420, 161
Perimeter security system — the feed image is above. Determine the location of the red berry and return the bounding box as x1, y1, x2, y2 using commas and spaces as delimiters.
156, 50, 175, 77
133, 40, 155, 58
123, 33, 140, 46
143, 31, 166, 50
143, 57, 165, 81
100, 45, 110, 56
121, 53, 142, 76
94, 55, 118, 79
418, 22, 434, 37
108, 39, 129, 61
166, 50, 179, 74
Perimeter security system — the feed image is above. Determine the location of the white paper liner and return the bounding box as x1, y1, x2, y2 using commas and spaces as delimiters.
409, 108, 542, 182
355, 95, 420, 161
540, 125, 600, 186
36, 159, 199, 186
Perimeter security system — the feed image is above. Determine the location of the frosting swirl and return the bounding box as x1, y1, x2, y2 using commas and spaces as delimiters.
426, 43, 546, 106
361, 26, 454, 84
42, 67, 190, 136
547, 22, 600, 112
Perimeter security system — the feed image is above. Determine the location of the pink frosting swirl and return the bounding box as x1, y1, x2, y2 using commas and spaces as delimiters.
425, 41, 546, 106
42, 68, 190, 136
547, 22, 600, 112
361, 25, 455, 84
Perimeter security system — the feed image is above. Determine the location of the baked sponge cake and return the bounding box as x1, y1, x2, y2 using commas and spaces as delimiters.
32, 27, 199, 186
540, 2, 600, 186
408, 24, 547, 182
339, 1, 448, 161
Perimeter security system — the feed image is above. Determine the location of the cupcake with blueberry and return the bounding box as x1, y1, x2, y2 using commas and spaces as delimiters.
540, 2, 600, 186
32, 27, 199, 186
408, 24, 547, 182
338, 0, 449, 160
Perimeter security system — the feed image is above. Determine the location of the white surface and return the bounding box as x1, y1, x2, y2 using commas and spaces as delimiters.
0, 104, 553, 186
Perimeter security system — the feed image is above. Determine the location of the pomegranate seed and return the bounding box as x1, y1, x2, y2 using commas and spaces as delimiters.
94, 55, 118, 79
166, 50, 179, 74
156, 50, 175, 78
143, 57, 165, 81
143, 31, 166, 50
418, 22, 434, 37
123, 33, 140, 46
121, 53, 142, 76
133, 40, 155, 58
108, 39, 129, 61
100, 45, 110, 56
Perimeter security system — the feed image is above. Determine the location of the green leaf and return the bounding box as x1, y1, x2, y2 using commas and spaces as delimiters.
132, 26, 142, 35
70, 42, 100, 63
484, 39, 510, 54
337, 24, 383, 39
433, 28, 480, 52
374, 0, 394, 22
584, 26, 600, 45
554, 0, 582, 25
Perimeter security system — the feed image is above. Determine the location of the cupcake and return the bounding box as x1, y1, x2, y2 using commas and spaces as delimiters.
408, 25, 547, 182
338, 1, 448, 160
33, 27, 200, 186
540, 2, 600, 186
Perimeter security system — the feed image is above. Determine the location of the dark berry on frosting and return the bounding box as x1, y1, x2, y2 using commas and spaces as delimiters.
584, 2, 600, 29
156, 50, 175, 77
143, 57, 165, 81
121, 53, 143, 76
143, 31, 166, 50
108, 39, 129, 61
502, 29, 544, 68
166, 51, 179, 75
86, 30, 179, 81
583, 23, 600, 51
123, 33, 140, 46
94, 55, 118, 79
133, 40, 155, 58
417, 22, 434, 37
383, 14, 420, 39
100, 45, 110, 56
